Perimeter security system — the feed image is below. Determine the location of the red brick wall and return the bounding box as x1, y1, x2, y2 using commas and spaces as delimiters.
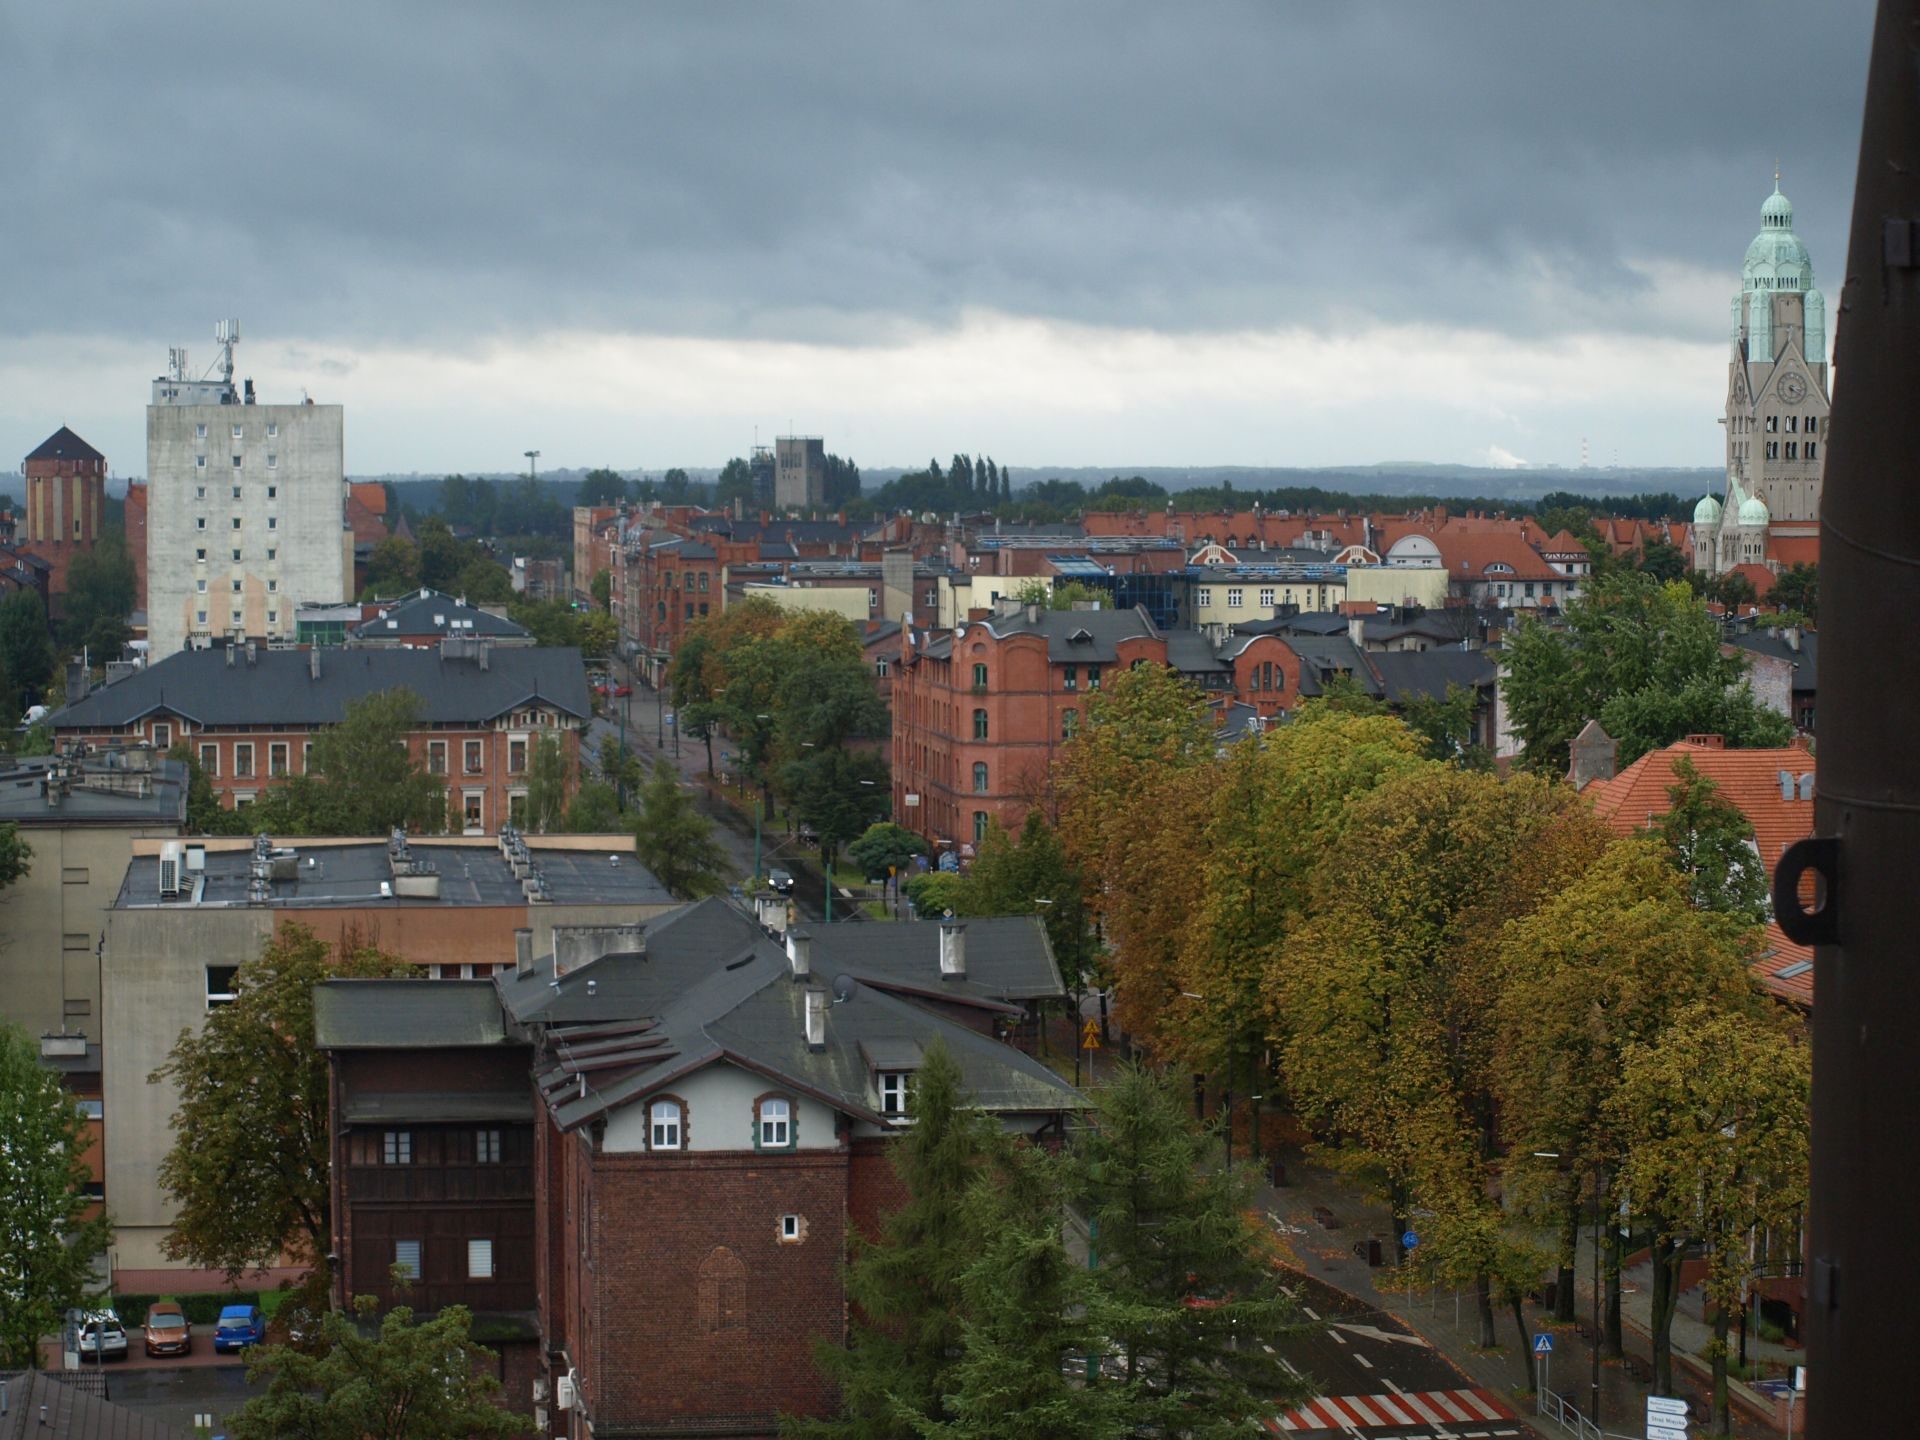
576, 1147, 849, 1433
846, 1137, 907, 1246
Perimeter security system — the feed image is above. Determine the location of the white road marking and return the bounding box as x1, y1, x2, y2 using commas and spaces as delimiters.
1261, 1342, 1275, 1353
1330, 1329, 1347, 1344
1331, 1321, 1431, 1347
1302, 1305, 1321, 1320
1383, 1376, 1410, 1395
1355, 1352, 1373, 1368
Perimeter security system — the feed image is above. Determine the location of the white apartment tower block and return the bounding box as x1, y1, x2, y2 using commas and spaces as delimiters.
146, 329, 351, 657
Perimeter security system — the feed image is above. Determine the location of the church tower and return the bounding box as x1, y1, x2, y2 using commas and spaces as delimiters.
1698, 181, 1830, 576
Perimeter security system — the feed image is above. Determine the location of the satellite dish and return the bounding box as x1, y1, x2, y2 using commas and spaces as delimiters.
832, 973, 857, 1003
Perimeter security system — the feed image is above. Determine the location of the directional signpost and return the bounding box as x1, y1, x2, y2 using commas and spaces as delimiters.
1646, 1393, 1690, 1440
1532, 1332, 1554, 1407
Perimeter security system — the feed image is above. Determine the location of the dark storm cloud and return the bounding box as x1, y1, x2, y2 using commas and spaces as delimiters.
0, 1, 1875, 351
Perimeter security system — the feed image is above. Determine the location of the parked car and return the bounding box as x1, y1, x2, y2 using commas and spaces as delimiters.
212, 1304, 266, 1352
767, 868, 795, 894
75, 1311, 128, 1361
143, 1302, 192, 1357
613, 683, 633, 698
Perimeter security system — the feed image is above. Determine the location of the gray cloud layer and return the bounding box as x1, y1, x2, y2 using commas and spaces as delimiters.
2, 2, 1875, 356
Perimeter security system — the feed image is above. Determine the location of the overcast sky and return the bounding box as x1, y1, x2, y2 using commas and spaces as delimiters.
0, 2, 1877, 479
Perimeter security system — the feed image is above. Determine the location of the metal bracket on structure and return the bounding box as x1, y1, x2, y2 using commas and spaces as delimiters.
1773, 836, 1840, 946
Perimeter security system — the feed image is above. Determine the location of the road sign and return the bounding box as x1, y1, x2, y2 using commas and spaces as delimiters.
1647, 1427, 1688, 1440
1532, 1332, 1555, 1355
1081, 1018, 1102, 1050
1402, 1230, 1419, 1250
1646, 1396, 1689, 1418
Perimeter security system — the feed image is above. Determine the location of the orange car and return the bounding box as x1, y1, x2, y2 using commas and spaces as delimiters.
144, 1302, 192, 1358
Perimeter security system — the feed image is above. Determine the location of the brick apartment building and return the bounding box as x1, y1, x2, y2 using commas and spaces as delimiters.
891, 605, 1305, 850
48, 640, 590, 832
316, 902, 1073, 1438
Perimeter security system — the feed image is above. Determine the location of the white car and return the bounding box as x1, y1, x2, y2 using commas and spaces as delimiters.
75, 1310, 128, 1360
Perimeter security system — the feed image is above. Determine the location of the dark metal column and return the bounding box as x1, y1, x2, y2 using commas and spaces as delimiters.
1779, 4, 1920, 1433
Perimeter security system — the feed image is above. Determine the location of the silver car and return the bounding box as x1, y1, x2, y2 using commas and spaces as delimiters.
76, 1311, 128, 1360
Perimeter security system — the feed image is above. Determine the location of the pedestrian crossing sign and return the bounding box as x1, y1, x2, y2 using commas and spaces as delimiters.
1081, 1019, 1102, 1050
1532, 1332, 1554, 1355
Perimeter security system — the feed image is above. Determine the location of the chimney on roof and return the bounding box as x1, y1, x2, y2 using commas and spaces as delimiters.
514, 928, 533, 976
1348, 612, 1365, 650
225, 645, 235, 668
1568, 720, 1617, 791
787, 927, 812, 981
1685, 733, 1727, 749
939, 918, 967, 981
1784, 625, 1802, 652
309, 647, 321, 680
804, 986, 828, 1051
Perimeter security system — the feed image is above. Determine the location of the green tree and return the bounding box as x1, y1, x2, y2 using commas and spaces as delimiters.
562, 778, 621, 832
1502, 572, 1791, 774
1066, 1063, 1310, 1434
580, 609, 619, 659
228, 1292, 528, 1440
715, 457, 756, 512
590, 567, 613, 612
575, 468, 628, 508
787, 1044, 1015, 1440
846, 821, 930, 879
456, 557, 515, 605
1612, 1007, 1810, 1408
1653, 755, 1770, 921
0, 1020, 111, 1368
631, 759, 729, 898
525, 734, 571, 833
964, 811, 1094, 996
0, 589, 54, 712
1634, 538, 1690, 583
252, 688, 446, 835
365, 536, 420, 595
1770, 562, 1818, 620
1398, 682, 1491, 768
415, 517, 466, 592
149, 923, 417, 1278
781, 746, 890, 874
58, 529, 138, 659
167, 743, 247, 835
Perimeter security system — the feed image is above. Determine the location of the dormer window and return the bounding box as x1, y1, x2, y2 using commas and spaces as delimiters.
879, 1072, 911, 1117
649, 1098, 684, 1150
757, 1096, 793, 1149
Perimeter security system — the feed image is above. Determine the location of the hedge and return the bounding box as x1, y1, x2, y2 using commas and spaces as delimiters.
109, 1290, 267, 1326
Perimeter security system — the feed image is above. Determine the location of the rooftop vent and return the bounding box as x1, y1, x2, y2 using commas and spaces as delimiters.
804, 986, 828, 1050
939, 917, 967, 981
787, 928, 813, 981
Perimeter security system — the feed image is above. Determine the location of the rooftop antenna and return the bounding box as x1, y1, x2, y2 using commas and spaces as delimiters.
214, 318, 241, 387
168, 347, 190, 383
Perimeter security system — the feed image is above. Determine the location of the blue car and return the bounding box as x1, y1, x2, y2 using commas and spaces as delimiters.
212, 1304, 265, 1352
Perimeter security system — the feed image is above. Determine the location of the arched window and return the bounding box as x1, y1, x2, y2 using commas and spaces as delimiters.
758, 1096, 792, 1149
649, 1098, 684, 1151
973, 762, 989, 793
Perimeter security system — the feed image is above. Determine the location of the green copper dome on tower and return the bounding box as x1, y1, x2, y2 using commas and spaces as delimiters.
1694, 492, 1723, 527
1738, 491, 1771, 526
1744, 184, 1813, 292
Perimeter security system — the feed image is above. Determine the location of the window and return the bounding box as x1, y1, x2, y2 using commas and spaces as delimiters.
663, 571, 675, 590
196, 547, 207, 562
152, 721, 172, 748
686, 603, 695, 620
463, 792, 483, 828
1807, 442, 1818, 461
394, 1240, 422, 1281
878, 1071, 911, 1116
973, 761, 989, 793
232, 549, 242, 561
1062, 664, 1077, 691
196, 610, 208, 625
476, 1128, 501, 1163
196, 516, 207, 530
266, 548, 276, 561
875, 657, 890, 677
196, 579, 207, 593
1226, 588, 1244, 608
195, 423, 208, 439
199, 742, 220, 776
428, 741, 447, 775
699, 602, 708, 616
464, 740, 484, 774
231, 609, 243, 624
1766, 415, 1779, 432
758, 1096, 793, 1149
269, 743, 289, 778
1062, 708, 1078, 739
232, 424, 243, 440
508, 739, 527, 773
699, 572, 709, 592
1785, 442, 1798, 460
268, 516, 278, 530
231, 579, 242, 593
231, 485, 242, 500
973, 708, 989, 740
234, 743, 255, 777
974, 809, 989, 845
781, 1214, 801, 1241
973, 662, 989, 689
1259, 588, 1276, 607
303, 742, 313, 770
1087, 665, 1101, 690
1785, 415, 1798, 433
75, 1098, 104, 1121
1196, 587, 1213, 606
650, 1098, 684, 1150
1807, 416, 1819, 435
467, 1238, 495, 1280
508, 792, 529, 827
1766, 441, 1780, 460
267, 579, 278, 593
195, 455, 207, 470
267, 455, 278, 470
195, 485, 206, 500
232, 516, 242, 529
383, 1131, 413, 1164
266, 422, 278, 438
231, 454, 242, 469
267, 486, 277, 502
206, 965, 239, 1008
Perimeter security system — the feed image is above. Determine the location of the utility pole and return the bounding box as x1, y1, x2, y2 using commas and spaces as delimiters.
524, 449, 540, 482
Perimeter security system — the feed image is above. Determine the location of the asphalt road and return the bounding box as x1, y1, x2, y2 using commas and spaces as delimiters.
1261, 1273, 1528, 1440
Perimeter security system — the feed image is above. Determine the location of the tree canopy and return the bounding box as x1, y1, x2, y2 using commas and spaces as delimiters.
0, 1021, 112, 1367
149, 923, 417, 1278
631, 758, 729, 898
247, 688, 447, 835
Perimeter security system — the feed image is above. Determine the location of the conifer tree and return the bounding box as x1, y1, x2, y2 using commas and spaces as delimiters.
1065, 1064, 1309, 1436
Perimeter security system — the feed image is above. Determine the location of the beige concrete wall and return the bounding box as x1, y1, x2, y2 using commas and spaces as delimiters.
0, 822, 179, 1045
1345, 564, 1449, 609
740, 584, 871, 623
1190, 575, 1345, 626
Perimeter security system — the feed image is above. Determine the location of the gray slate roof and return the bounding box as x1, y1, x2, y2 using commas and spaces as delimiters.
0, 756, 188, 827
812, 915, 1064, 1004
1730, 628, 1818, 691
24, 426, 105, 464
0, 1371, 188, 1440
316, 979, 510, 1048
352, 590, 531, 641
49, 646, 592, 730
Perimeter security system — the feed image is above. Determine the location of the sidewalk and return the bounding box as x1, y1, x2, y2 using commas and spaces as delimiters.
1252, 1143, 1790, 1439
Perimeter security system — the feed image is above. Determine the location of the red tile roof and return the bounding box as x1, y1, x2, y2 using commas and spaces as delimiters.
1767, 534, 1821, 568
1584, 738, 1815, 876
1751, 922, 1813, 1008
1729, 562, 1777, 600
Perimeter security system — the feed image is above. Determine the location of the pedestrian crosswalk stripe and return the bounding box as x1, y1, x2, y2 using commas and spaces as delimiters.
1273, 1389, 1514, 1433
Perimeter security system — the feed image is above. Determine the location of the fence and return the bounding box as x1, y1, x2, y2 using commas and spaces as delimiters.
1537, 1384, 1640, 1440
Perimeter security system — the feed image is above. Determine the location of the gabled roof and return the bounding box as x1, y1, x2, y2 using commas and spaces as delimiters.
0, 1370, 187, 1440
49, 645, 592, 730
1729, 628, 1817, 692
1584, 738, 1815, 874
24, 426, 105, 464
1751, 923, 1813, 1008
813, 915, 1064, 1004
352, 589, 532, 641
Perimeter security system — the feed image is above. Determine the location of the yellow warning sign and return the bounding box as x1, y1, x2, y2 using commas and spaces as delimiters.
1081, 1019, 1102, 1050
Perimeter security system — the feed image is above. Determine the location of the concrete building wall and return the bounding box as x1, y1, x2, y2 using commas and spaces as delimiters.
146, 403, 348, 657
774, 436, 825, 510
1345, 563, 1449, 610
0, 821, 182, 1047
1190, 574, 1344, 626
738, 583, 872, 623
